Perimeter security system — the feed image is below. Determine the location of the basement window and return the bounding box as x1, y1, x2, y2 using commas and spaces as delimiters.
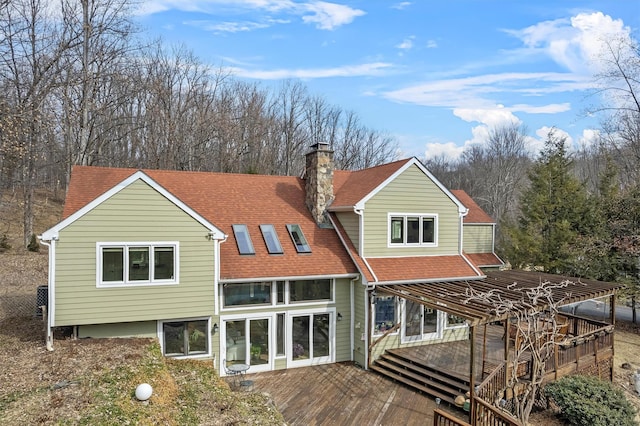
260, 224, 283, 254
161, 319, 209, 357
286, 224, 311, 253
232, 224, 255, 255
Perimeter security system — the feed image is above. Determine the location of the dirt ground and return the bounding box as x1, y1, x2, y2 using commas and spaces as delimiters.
2, 251, 640, 425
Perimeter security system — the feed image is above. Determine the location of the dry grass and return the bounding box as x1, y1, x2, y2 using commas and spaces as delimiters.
0, 250, 285, 425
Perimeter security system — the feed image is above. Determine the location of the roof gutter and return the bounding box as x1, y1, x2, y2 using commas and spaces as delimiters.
220, 273, 358, 284
375, 275, 486, 286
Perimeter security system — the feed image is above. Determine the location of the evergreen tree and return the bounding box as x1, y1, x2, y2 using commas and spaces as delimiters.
505, 130, 591, 272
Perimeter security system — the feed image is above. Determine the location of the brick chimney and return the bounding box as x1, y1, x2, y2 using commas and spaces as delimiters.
305, 142, 334, 226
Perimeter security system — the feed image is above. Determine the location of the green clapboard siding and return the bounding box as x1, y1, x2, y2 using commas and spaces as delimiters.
334, 277, 352, 362
463, 224, 494, 253
335, 212, 360, 253
54, 179, 216, 326
353, 282, 367, 367
78, 321, 157, 338
363, 164, 460, 256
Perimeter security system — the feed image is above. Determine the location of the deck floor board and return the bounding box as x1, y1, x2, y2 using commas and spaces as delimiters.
249, 362, 467, 425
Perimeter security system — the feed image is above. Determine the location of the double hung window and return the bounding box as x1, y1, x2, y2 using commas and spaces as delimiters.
98, 242, 178, 286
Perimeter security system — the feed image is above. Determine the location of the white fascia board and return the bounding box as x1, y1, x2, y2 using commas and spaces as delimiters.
376, 275, 486, 285
353, 158, 468, 215
41, 171, 225, 241
220, 273, 359, 284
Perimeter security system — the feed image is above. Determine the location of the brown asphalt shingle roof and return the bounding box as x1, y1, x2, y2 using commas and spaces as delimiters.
366, 255, 482, 283
332, 159, 411, 208
451, 190, 495, 223
60, 164, 499, 284
63, 166, 356, 281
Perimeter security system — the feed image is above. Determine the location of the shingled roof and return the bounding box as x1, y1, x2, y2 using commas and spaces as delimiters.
62, 166, 357, 281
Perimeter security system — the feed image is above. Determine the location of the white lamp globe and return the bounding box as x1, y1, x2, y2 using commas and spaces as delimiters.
135, 383, 153, 401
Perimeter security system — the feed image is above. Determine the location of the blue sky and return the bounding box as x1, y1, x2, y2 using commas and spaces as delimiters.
135, 1, 640, 160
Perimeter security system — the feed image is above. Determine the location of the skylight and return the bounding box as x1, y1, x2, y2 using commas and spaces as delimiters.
286, 224, 311, 253
260, 224, 283, 254
232, 224, 255, 255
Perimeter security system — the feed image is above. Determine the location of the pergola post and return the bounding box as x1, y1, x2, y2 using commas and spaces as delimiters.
469, 324, 476, 424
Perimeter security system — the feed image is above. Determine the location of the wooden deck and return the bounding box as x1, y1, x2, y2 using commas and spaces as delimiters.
390, 323, 508, 382
248, 362, 467, 425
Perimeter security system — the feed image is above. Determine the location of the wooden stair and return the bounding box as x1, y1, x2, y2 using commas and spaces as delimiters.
370, 348, 470, 404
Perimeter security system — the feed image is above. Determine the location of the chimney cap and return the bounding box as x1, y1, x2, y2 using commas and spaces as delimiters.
309, 142, 331, 151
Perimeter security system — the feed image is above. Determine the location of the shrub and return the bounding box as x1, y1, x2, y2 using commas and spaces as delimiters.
544, 375, 637, 426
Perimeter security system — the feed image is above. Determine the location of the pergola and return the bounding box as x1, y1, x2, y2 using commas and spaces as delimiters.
377, 270, 622, 327
375, 269, 624, 425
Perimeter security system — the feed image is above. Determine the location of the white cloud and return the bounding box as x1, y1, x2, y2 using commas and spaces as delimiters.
504, 12, 632, 74
577, 128, 601, 148
186, 20, 271, 32
426, 40, 438, 49
301, 1, 365, 30
392, 2, 412, 10
532, 126, 574, 156
137, 0, 364, 30
453, 107, 521, 127
228, 62, 393, 79
396, 36, 415, 51
423, 141, 466, 161
383, 72, 582, 109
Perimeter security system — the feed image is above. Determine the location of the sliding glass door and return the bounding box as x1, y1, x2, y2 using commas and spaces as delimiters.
289, 312, 332, 366
223, 317, 271, 372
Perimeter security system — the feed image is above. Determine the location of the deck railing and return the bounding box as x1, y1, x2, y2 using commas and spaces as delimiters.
473, 397, 521, 426
433, 408, 471, 426
471, 313, 613, 425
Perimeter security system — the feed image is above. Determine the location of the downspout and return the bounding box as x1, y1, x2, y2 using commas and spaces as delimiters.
38, 236, 56, 351
349, 275, 359, 361
355, 207, 375, 369
458, 208, 468, 255
212, 232, 227, 317
211, 232, 227, 373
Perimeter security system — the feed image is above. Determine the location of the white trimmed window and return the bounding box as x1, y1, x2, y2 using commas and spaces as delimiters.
160, 318, 210, 357
97, 242, 178, 286
389, 214, 437, 246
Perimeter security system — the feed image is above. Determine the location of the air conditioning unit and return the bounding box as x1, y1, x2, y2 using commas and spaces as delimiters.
35, 285, 48, 317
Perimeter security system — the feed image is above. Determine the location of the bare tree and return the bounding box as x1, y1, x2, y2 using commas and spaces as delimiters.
0, 0, 80, 246
590, 36, 640, 184
273, 79, 308, 176
454, 122, 531, 234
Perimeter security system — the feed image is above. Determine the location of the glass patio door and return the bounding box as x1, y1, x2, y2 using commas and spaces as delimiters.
403, 300, 441, 342
223, 316, 271, 373
290, 313, 332, 366
405, 300, 422, 340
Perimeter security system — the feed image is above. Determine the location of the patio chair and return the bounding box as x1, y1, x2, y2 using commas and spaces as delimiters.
222, 359, 239, 388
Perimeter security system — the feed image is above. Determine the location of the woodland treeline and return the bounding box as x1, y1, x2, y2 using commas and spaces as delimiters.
0, 1, 639, 304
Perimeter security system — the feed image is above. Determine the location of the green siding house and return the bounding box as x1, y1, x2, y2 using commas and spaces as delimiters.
41, 143, 502, 376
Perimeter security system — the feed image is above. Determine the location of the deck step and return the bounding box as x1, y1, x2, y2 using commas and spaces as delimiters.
385, 348, 471, 385
372, 349, 471, 403
369, 363, 455, 404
